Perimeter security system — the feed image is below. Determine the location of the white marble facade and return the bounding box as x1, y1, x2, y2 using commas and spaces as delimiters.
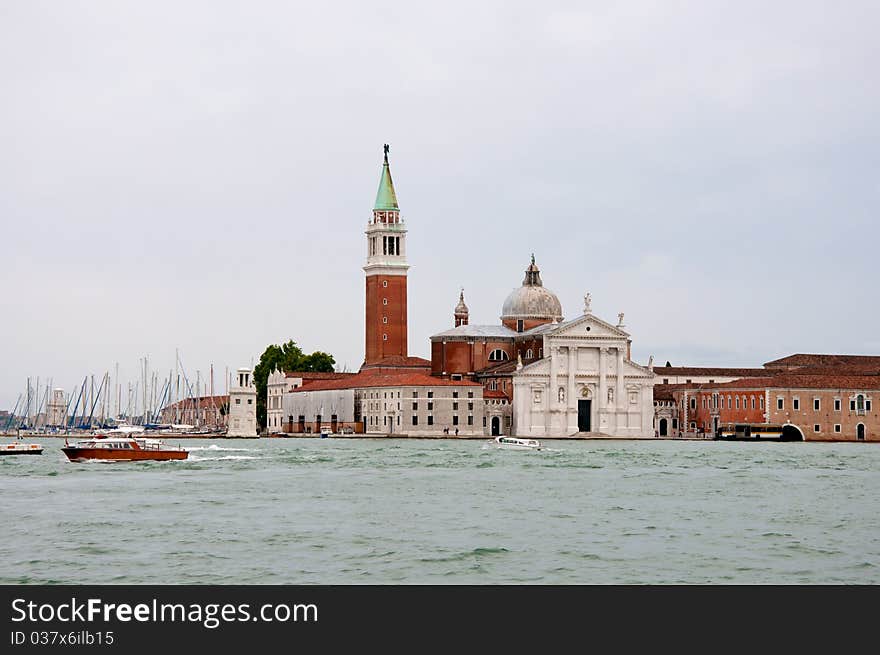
512, 308, 655, 438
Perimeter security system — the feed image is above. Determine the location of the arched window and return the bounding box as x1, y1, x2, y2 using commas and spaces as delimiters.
526, 349, 533, 359
856, 394, 866, 413
735, 396, 740, 409
489, 380, 497, 391
488, 349, 509, 362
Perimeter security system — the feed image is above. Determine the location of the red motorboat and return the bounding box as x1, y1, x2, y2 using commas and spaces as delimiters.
62, 436, 188, 462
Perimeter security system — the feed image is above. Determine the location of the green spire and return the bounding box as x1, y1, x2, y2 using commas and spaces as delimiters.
373, 143, 399, 211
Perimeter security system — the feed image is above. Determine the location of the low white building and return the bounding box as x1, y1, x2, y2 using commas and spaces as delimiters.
227, 367, 257, 437
512, 297, 655, 438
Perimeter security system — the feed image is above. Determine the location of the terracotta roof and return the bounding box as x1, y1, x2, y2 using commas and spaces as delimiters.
162, 395, 229, 410
763, 354, 880, 368
475, 360, 518, 376
694, 375, 880, 391
359, 356, 432, 370
655, 366, 770, 377
284, 371, 357, 380
483, 388, 508, 399
294, 369, 480, 393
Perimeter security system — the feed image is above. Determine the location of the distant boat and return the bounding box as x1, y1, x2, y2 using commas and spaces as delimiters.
62, 436, 188, 462
494, 436, 542, 451
0, 442, 43, 456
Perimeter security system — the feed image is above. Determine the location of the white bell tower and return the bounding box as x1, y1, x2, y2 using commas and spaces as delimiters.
227, 367, 257, 437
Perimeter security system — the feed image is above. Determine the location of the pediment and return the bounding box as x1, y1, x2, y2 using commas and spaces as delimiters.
548, 313, 629, 339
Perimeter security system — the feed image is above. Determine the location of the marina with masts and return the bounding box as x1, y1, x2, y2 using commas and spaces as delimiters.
1, 351, 232, 438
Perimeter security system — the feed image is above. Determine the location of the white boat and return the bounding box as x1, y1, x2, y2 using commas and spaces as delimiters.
494, 436, 542, 451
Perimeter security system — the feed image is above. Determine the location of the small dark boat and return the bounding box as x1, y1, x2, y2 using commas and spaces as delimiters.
0, 442, 43, 455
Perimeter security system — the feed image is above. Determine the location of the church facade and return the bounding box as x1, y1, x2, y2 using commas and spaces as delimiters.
510, 301, 655, 438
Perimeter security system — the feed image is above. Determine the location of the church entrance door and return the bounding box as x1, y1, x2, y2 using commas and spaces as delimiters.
578, 400, 591, 432
491, 417, 501, 436
659, 418, 668, 436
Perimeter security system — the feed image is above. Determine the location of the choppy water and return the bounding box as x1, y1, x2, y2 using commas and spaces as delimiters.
1, 437, 878, 584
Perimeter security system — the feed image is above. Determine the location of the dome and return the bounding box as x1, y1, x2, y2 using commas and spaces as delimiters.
501, 255, 563, 322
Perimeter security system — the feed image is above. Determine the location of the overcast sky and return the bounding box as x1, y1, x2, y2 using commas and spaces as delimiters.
3, 0, 879, 411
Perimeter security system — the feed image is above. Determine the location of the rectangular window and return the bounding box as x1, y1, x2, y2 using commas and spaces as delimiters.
412, 403, 418, 411
814, 424, 820, 433
777, 398, 784, 410
453, 391, 459, 398
793, 398, 799, 411
850, 399, 856, 411
868, 400, 873, 411
663, 379, 669, 385
468, 391, 474, 398
468, 402, 473, 411
467, 415, 473, 426
452, 415, 459, 426
483, 416, 487, 427
235, 399, 241, 405
834, 399, 841, 411
453, 402, 458, 410
413, 391, 418, 398
834, 424, 841, 433
427, 415, 433, 426
428, 402, 433, 411
427, 391, 433, 399
814, 399, 820, 411
412, 416, 418, 426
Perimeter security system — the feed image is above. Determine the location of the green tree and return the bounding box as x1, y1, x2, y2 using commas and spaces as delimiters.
253, 340, 336, 430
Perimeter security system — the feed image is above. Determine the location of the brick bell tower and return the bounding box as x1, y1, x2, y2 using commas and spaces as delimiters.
363, 144, 408, 366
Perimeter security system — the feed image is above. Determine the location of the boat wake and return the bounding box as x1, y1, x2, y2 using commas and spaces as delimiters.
187, 455, 260, 462
186, 445, 256, 453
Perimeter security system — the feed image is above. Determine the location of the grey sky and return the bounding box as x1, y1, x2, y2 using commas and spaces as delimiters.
3, 0, 879, 410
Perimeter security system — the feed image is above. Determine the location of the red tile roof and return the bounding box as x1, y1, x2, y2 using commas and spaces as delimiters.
162, 395, 229, 410
294, 369, 480, 392
763, 354, 880, 369
284, 371, 358, 380
475, 360, 518, 375
655, 366, 770, 377
693, 375, 880, 391
483, 388, 508, 399
359, 356, 432, 371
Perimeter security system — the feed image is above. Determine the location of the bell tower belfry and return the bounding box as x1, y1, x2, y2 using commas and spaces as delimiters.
364, 145, 409, 365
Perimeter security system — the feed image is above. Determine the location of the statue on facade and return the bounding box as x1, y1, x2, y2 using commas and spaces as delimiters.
584, 292, 592, 315
617, 312, 625, 326
558, 387, 565, 403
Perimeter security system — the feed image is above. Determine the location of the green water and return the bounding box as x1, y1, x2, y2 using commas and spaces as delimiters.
1, 438, 877, 584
